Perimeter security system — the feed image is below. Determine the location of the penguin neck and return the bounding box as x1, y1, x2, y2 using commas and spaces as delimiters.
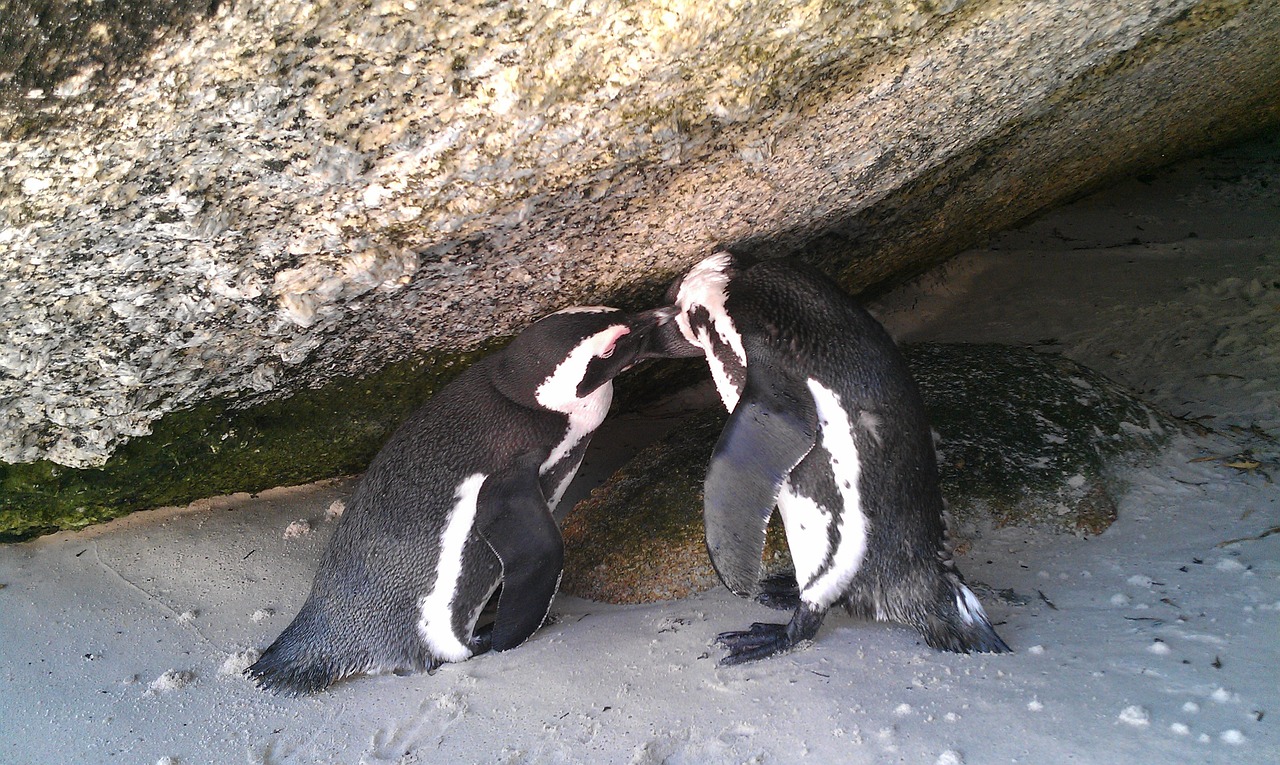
677, 309, 746, 411
674, 254, 748, 410
546, 381, 614, 446
487, 354, 614, 473
537, 380, 613, 507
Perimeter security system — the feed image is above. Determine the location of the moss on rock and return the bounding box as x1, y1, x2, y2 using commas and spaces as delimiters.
561, 343, 1177, 604
0, 341, 501, 542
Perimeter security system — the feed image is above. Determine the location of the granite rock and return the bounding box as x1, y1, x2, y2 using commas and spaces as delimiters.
1, 1, 1275, 500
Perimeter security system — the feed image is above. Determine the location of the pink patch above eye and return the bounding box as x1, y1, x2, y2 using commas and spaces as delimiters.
598, 326, 630, 358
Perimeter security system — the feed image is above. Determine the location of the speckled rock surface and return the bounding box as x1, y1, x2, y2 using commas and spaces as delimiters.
560, 343, 1175, 604
2, 1, 1276, 475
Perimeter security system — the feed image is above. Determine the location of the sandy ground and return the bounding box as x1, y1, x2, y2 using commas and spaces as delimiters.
2, 133, 1277, 765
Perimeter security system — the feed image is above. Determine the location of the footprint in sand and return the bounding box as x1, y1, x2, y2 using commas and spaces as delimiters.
367, 691, 468, 760
253, 735, 300, 765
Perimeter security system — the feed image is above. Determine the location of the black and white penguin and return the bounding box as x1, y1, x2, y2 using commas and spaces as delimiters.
659, 251, 1010, 664
247, 306, 675, 694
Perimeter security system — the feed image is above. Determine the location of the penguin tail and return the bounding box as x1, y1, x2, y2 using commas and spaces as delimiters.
245, 607, 354, 696
917, 575, 1012, 654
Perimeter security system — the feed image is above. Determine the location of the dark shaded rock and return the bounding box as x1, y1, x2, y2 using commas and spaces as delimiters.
912, 343, 1174, 537
0, 341, 498, 541
0, 1, 213, 140
561, 343, 1175, 604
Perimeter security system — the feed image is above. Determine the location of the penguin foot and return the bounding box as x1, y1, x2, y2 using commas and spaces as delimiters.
754, 570, 801, 611
715, 622, 796, 665
714, 604, 826, 666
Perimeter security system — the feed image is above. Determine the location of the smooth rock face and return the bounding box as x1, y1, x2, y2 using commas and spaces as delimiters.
2, 0, 1278, 470
560, 344, 1175, 605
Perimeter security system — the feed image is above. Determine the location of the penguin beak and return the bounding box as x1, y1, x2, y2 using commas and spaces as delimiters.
632, 305, 701, 360
613, 307, 664, 365
617, 306, 682, 362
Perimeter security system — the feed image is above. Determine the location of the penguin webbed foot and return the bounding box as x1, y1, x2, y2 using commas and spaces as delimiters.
754, 570, 801, 611
715, 622, 796, 665
714, 604, 825, 666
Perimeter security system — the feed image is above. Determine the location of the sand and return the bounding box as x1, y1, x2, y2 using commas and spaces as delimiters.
2, 133, 1277, 764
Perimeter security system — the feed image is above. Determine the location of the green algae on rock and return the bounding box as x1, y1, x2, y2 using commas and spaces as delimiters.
561, 343, 1176, 605
0, 342, 499, 542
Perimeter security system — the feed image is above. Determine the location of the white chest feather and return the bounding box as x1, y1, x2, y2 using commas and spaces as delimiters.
417, 473, 488, 662
779, 379, 870, 608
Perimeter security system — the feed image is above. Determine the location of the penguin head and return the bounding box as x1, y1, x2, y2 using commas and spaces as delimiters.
495, 305, 678, 413
650, 251, 754, 407
654, 250, 745, 359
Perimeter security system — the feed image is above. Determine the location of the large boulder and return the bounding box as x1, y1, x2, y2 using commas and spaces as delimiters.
561, 343, 1176, 604
2, 0, 1276, 535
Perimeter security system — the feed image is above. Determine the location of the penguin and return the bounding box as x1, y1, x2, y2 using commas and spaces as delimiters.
658, 251, 1010, 664
247, 306, 676, 694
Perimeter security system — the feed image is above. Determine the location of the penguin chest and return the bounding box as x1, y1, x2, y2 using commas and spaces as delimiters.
776, 379, 872, 608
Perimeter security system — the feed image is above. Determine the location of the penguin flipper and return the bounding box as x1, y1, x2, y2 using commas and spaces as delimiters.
704, 348, 818, 597
475, 464, 565, 652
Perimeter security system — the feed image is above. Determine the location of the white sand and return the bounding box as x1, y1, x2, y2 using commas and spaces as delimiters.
2, 134, 1277, 764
